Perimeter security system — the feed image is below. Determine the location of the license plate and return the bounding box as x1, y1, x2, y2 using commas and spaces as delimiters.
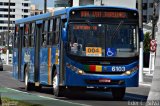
99, 79, 111, 83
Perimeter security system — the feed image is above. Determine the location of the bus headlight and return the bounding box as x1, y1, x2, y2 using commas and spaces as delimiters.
66, 63, 85, 75
123, 66, 138, 75
124, 71, 131, 75
77, 69, 84, 75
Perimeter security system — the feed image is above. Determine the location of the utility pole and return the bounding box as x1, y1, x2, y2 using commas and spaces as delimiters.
44, 0, 47, 13
138, 0, 143, 28
138, 0, 143, 83
7, 0, 11, 65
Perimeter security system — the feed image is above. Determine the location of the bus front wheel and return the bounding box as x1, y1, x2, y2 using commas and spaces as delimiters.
25, 66, 34, 91
111, 87, 126, 100
53, 72, 64, 97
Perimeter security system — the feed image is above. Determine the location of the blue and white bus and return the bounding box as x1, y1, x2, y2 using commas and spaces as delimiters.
13, 6, 143, 100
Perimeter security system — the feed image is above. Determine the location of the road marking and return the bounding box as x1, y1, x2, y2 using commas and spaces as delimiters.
5, 87, 91, 106
6, 87, 29, 94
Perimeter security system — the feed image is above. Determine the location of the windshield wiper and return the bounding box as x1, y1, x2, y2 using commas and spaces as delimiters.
116, 21, 124, 30
112, 20, 124, 38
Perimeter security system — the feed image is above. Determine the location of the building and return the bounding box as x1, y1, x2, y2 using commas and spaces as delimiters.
0, 0, 31, 32
95, 0, 160, 23
30, 5, 54, 16
54, 0, 94, 7
30, 4, 43, 16
139, 0, 160, 23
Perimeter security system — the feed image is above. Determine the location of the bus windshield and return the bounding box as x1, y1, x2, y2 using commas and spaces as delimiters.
67, 22, 138, 57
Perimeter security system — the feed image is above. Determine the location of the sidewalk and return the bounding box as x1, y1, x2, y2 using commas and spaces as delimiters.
139, 74, 153, 87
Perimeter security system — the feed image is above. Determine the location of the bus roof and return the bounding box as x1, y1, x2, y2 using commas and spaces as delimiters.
15, 12, 52, 24
67, 5, 137, 11
54, 5, 138, 17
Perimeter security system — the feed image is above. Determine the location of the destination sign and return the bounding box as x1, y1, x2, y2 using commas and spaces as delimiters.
70, 9, 138, 20
73, 25, 97, 30
80, 11, 127, 18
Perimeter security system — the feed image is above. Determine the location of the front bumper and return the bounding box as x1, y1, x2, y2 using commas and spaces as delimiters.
65, 68, 138, 87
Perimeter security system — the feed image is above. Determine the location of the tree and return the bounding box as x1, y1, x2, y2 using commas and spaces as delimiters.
144, 32, 151, 53
143, 32, 151, 67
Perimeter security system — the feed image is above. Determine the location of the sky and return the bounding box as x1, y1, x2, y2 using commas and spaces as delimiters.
31, 0, 54, 10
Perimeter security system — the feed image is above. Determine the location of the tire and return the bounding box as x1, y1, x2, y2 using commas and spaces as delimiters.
53, 70, 65, 97
25, 66, 34, 91
111, 87, 126, 100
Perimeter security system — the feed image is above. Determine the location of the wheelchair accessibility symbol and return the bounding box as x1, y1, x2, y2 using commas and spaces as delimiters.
106, 48, 116, 57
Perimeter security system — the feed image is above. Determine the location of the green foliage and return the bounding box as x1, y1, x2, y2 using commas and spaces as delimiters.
144, 32, 151, 53
2, 97, 44, 106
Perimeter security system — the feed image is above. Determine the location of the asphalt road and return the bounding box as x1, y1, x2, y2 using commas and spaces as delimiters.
0, 65, 151, 106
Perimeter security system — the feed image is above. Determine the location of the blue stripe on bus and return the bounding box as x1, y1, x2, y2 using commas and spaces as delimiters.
36, 20, 43, 24
40, 48, 48, 84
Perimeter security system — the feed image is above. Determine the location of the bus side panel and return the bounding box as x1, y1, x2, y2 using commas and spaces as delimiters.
12, 48, 18, 79
39, 48, 48, 85
29, 48, 35, 83
21, 48, 35, 83
21, 48, 26, 81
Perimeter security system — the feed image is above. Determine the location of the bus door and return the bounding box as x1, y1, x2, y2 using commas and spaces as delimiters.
34, 20, 42, 85
18, 24, 24, 80
59, 17, 66, 85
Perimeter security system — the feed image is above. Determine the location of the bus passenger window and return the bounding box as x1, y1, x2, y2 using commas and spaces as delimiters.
48, 19, 53, 45
23, 24, 29, 47
31, 23, 35, 47
42, 20, 48, 46
14, 25, 19, 48
53, 18, 60, 45
24, 35, 29, 47
42, 34, 47, 46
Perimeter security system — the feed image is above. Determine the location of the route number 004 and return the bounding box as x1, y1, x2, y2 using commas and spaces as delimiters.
87, 48, 99, 53
112, 66, 126, 72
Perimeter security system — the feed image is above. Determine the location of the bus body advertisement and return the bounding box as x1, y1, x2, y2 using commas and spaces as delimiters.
13, 6, 142, 100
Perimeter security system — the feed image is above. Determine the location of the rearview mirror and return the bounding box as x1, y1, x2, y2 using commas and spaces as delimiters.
62, 28, 67, 42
